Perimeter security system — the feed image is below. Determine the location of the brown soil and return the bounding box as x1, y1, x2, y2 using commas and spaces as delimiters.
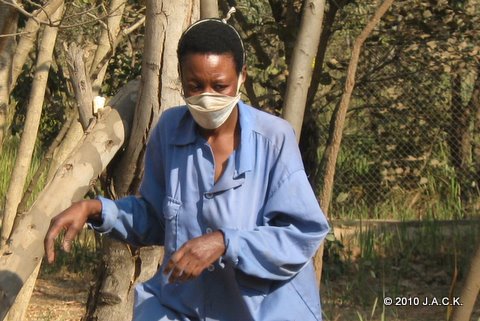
27, 273, 90, 321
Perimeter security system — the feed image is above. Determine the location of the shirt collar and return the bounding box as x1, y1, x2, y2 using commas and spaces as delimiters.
170, 107, 197, 146
235, 100, 254, 176
170, 100, 255, 175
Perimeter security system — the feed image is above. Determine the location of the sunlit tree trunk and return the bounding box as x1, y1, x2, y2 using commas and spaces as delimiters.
200, 0, 218, 18
300, 0, 351, 184
0, 5, 18, 149
447, 72, 472, 205
314, 0, 395, 283
450, 240, 480, 321
282, 0, 326, 142
89, 0, 127, 95
83, 1, 198, 320
1, 3, 64, 248
0, 87, 136, 320
9, 0, 64, 89
471, 70, 480, 189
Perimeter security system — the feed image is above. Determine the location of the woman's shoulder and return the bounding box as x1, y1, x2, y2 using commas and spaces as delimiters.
149, 105, 188, 142
242, 103, 297, 148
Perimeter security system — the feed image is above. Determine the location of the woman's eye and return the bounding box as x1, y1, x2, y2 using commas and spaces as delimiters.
214, 85, 227, 91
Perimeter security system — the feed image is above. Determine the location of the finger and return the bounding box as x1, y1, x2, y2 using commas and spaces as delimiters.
44, 218, 65, 264
163, 249, 185, 275
168, 257, 190, 283
168, 248, 201, 283
62, 224, 81, 253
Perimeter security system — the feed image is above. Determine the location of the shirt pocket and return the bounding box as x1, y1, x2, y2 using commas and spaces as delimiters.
162, 196, 181, 254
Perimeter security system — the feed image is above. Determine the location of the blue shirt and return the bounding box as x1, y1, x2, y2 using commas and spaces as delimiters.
94, 101, 329, 321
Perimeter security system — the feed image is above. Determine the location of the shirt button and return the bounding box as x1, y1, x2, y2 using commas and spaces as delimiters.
208, 264, 215, 272
204, 192, 214, 199
206, 227, 213, 234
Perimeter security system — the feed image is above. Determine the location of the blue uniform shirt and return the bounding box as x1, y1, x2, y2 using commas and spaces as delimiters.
94, 101, 329, 321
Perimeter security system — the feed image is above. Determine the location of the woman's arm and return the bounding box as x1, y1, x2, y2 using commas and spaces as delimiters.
220, 169, 329, 280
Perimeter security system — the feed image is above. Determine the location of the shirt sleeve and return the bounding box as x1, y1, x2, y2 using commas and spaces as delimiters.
88, 196, 165, 247
220, 168, 329, 281
88, 119, 166, 247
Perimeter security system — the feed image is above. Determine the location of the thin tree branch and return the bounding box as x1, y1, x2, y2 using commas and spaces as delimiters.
0, 0, 40, 24
67, 43, 94, 131
122, 15, 145, 36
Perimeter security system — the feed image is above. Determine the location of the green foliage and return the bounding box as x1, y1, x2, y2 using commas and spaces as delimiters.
0, 136, 44, 210
322, 220, 480, 320
41, 229, 100, 276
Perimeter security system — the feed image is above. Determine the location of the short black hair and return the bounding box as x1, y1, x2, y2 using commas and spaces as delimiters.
177, 19, 245, 74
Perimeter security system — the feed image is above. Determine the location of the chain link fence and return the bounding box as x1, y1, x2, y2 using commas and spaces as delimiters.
321, 45, 479, 220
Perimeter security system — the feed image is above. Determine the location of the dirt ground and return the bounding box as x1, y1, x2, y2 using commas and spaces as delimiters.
25, 221, 480, 321
27, 273, 89, 321
26, 268, 480, 321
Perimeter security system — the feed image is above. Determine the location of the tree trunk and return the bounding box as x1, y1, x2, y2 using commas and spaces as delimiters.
0, 5, 18, 148
450, 240, 480, 321
471, 70, 480, 189
9, 0, 64, 90
200, 0, 218, 18
447, 72, 472, 203
67, 44, 94, 130
83, 2, 198, 320
3, 262, 41, 321
313, 0, 395, 283
112, 0, 196, 195
300, 0, 351, 185
282, 0, 326, 142
89, 0, 127, 95
0, 83, 137, 320
47, 117, 84, 182
1, 3, 64, 248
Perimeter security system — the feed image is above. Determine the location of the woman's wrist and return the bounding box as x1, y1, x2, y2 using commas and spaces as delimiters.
82, 199, 103, 223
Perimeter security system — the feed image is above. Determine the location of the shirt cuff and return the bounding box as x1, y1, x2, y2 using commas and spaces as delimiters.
219, 227, 240, 267
87, 196, 118, 233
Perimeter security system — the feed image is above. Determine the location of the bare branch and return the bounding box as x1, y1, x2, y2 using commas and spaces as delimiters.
0, 0, 40, 24
122, 16, 145, 36
66, 43, 94, 131
0, 31, 32, 38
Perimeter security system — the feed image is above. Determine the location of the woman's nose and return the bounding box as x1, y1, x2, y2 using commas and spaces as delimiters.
203, 86, 215, 94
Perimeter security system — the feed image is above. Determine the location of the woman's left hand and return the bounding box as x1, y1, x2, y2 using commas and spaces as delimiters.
163, 230, 226, 283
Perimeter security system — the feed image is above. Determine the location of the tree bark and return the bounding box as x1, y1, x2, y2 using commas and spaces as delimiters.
17, 115, 74, 214
0, 82, 137, 320
447, 72, 472, 198
0, 4, 18, 148
300, 0, 351, 185
67, 43, 94, 131
471, 70, 480, 188
84, 2, 198, 320
314, 0, 395, 283
112, 0, 196, 196
3, 262, 41, 321
450, 240, 480, 321
9, 0, 64, 90
282, 0, 326, 142
47, 117, 84, 182
1, 3, 64, 248
89, 0, 127, 95
200, 0, 218, 18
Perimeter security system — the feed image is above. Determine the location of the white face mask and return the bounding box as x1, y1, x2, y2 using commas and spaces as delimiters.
184, 74, 243, 129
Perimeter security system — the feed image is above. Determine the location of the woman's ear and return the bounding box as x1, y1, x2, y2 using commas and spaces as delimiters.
241, 65, 247, 83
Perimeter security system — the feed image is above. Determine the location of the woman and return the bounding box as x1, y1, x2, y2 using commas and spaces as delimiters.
45, 18, 329, 321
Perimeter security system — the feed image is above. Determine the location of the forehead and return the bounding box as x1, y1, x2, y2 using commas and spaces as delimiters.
180, 53, 237, 77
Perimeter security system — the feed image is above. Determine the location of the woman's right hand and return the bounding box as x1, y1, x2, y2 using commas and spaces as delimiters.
44, 199, 102, 264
